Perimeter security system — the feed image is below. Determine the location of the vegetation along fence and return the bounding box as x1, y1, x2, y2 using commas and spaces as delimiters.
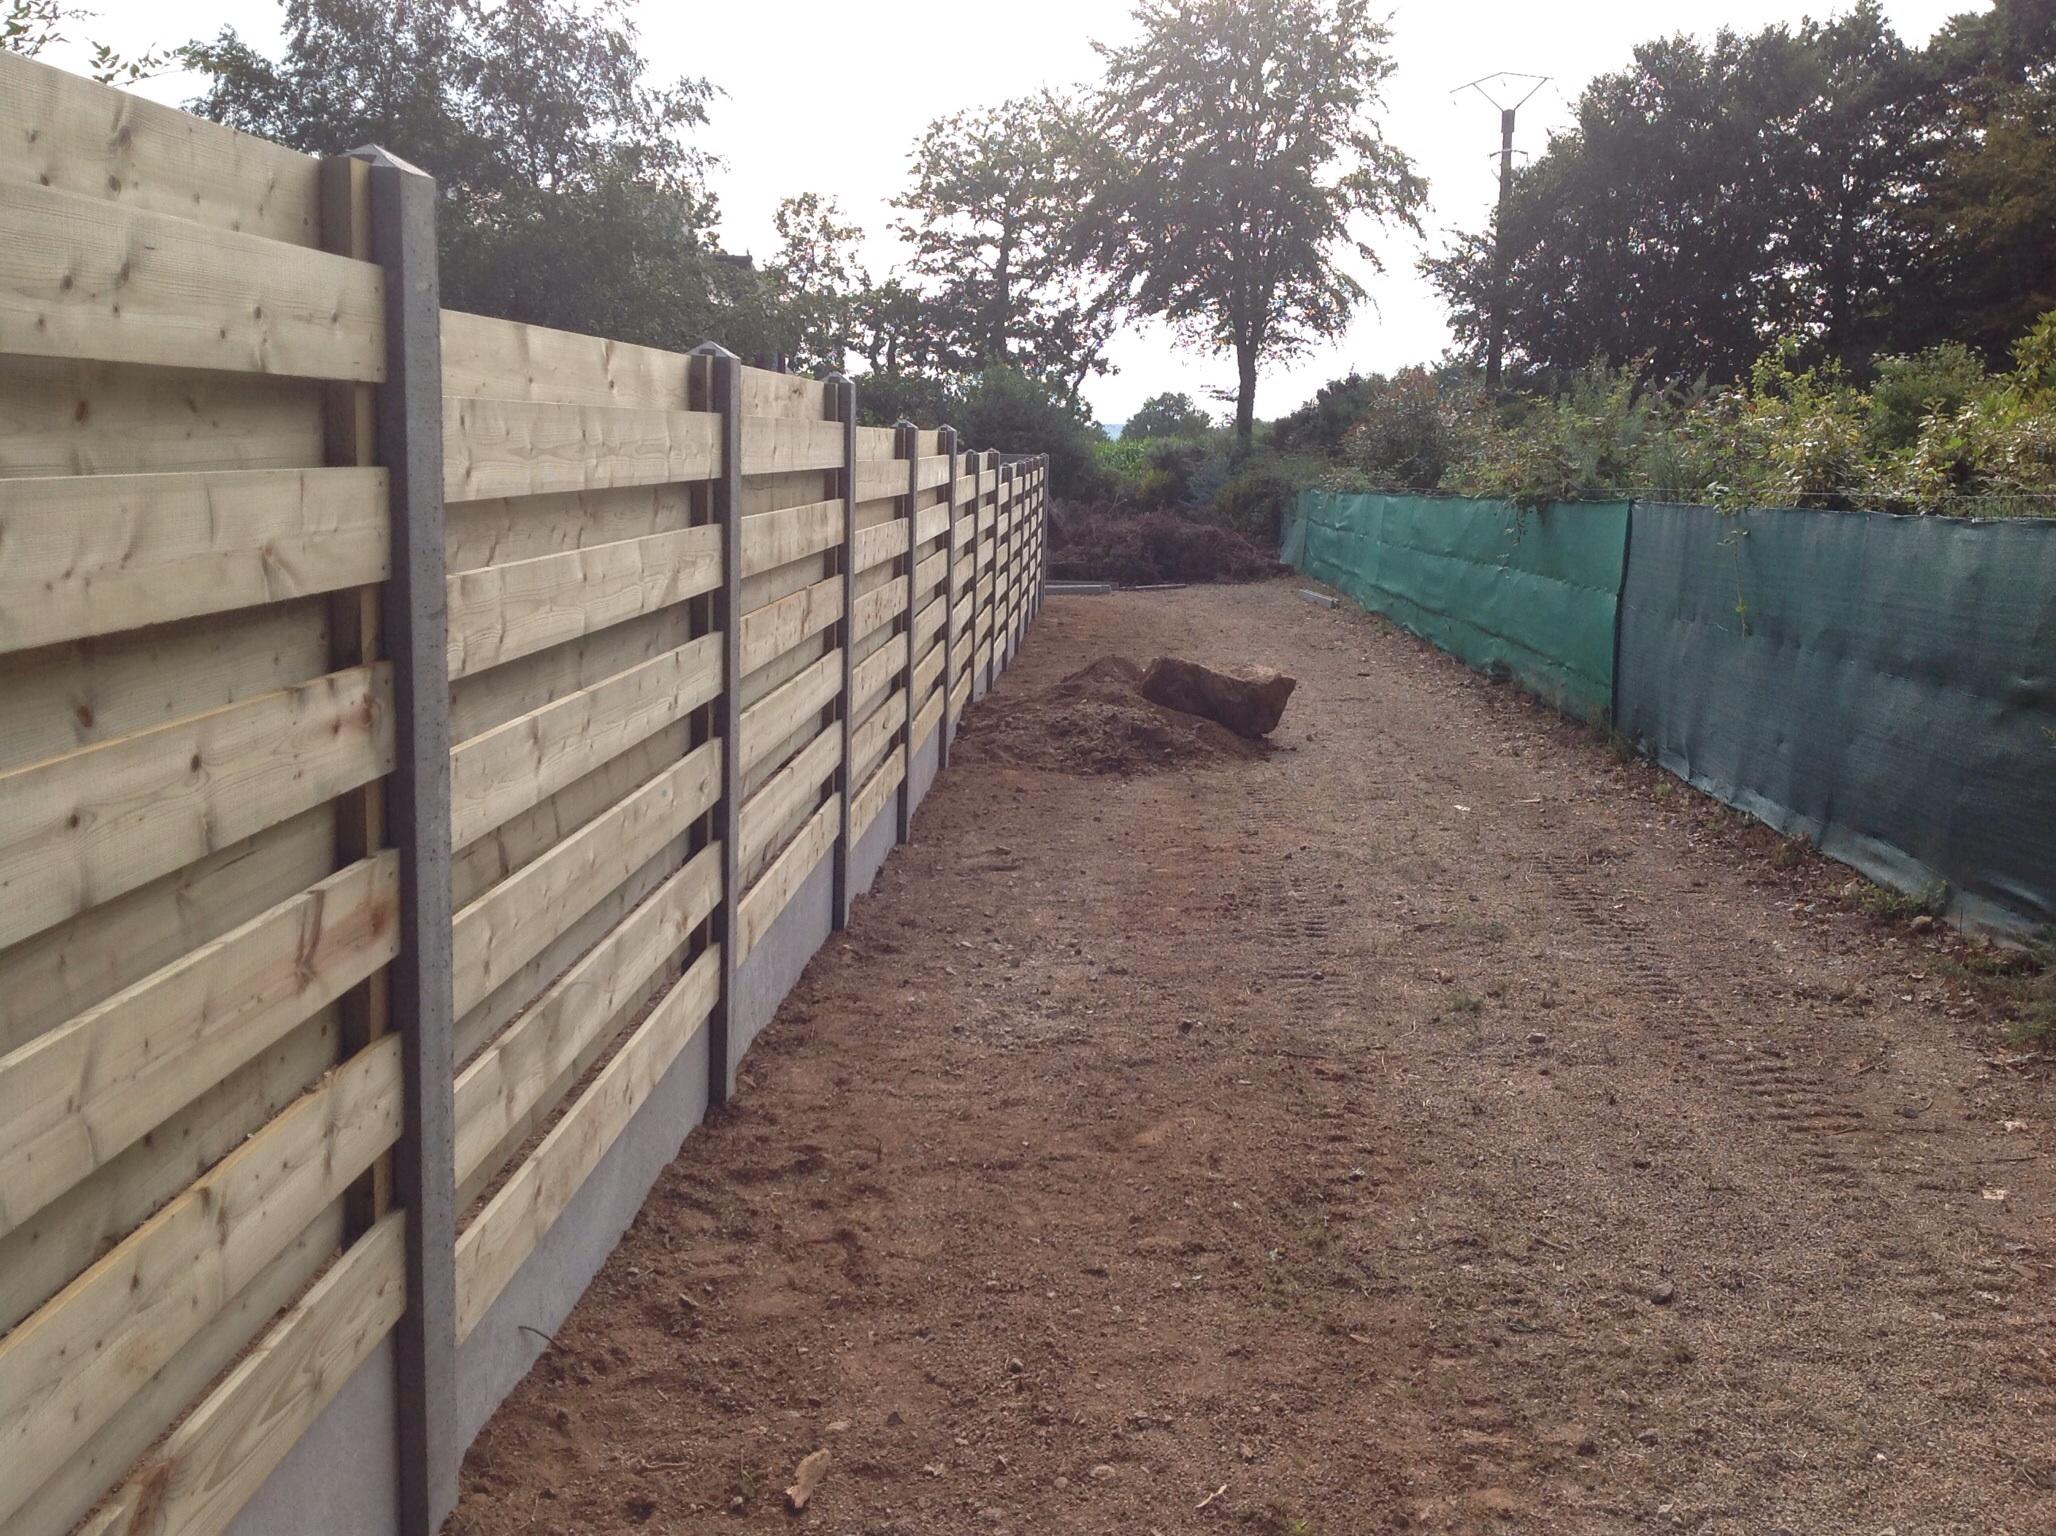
0, 51, 1047, 1536
1286, 490, 2056, 935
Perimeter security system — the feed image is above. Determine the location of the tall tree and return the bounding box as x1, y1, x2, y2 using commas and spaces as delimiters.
1077, 0, 1424, 450
1911, 0, 2056, 362
759, 192, 867, 373
183, 0, 730, 349
1423, 1, 2055, 385
894, 94, 1116, 403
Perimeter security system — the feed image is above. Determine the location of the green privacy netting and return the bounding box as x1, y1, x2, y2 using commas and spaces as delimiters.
1291, 490, 1629, 720
1282, 490, 2056, 933
1615, 503, 2056, 933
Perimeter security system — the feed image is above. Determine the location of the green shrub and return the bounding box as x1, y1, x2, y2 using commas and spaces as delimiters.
1214, 451, 1344, 542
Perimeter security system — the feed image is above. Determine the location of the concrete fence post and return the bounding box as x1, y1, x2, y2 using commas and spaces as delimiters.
691, 342, 743, 1105
938, 424, 959, 772
894, 420, 920, 843
1000, 461, 1016, 665
965, 449, 983, 699
348, 145, 458, 1536
829, 375, 858, 928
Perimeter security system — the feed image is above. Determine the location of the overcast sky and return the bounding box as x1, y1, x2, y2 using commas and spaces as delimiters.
47, 0, 1976, 424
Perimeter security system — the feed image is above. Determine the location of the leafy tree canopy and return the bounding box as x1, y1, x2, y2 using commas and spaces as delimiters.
894, 94, 1117, 404
1123, 391, 1214, 440
1424, 0, 2056, 385
183, 0, 742, 349
1078, 0, 1425, 449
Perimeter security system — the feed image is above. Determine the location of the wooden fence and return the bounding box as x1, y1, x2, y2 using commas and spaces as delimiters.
0, 51, 1047, 1536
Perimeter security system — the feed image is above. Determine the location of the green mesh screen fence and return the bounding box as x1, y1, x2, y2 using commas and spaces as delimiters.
1281, 490, 2056, 933
1291, 490, 1628, 720
1615, 503, 2056, 933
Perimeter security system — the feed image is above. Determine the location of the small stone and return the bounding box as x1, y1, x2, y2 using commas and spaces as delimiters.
1089, 1464, 1116, 1480
1053, 1476, 1070, 1491
1651, 1281, 1676, 1305
1575, 1437, 1599, 1457
1526, 1031, 1549, 1045
1005, 1357, 1025, 1374
1636, 1428, 1660, 1446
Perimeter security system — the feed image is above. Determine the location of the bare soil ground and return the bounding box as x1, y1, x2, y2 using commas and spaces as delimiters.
447, 580, 2053, 1536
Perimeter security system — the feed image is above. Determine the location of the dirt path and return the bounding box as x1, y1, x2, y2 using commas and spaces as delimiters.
448, 580, 2053, 1536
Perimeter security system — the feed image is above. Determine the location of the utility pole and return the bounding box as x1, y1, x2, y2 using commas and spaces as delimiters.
1453, 72, 1549, 392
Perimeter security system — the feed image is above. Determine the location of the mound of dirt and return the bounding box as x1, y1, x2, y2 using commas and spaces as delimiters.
1048, 503, 1281, 585
954, 655, 1265, 776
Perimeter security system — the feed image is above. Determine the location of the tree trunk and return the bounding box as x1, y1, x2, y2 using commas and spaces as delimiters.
1233, 343, 1258, 455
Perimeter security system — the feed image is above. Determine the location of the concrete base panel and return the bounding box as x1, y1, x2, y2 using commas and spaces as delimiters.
907, 721, 943, 819
732, 844, 835, 1065
849, 794, 898, 900
225, 1335, 399, 1536
457, 1003, 712, 1449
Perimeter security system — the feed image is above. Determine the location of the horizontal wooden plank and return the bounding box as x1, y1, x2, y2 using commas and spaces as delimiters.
439, 309, 691, 409
452, 742, 718, 1019
740, 366, 831, 420
852, 745, 905, 844
736, 799, 837, 963
915, 455, 952, 490
0, 52, 320, 247
852, 458, 906, 503
851, 630, 907, 713
454, 843, 721, 1189
444, 397, 721, 503
0, 355, 324, 479
853, 517, 910, 574
446, 524, 721, 681
0, 178, 383, 382
740, 575, 842, 676
739, 723, 839, 876
457, 947, 718, 1338
739, 648, 840, 779
740, 498, 842, 578
0, 468, 388, 655
851, 686, 904, 783
912, 633, 946, 702
913, 595, 948, 657
450, 634, 720, 851
0, 804, 334, 1057
20, 1202, 341, 1536
913, 548, 949, 597
950, 671, 971, 717
914, 503, 951, 545
738, 415, 843, 477
73, 1211, 403, 1536
0, 1033, 400, 1525
0, 854, 395, 1242
852, 575, 909, 642
445, 484, 691, 575
0, 663, 393, 954
913, 682, 944, 749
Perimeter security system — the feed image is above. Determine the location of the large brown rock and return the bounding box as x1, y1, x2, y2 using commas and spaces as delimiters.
1138, 656, 1298, 738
